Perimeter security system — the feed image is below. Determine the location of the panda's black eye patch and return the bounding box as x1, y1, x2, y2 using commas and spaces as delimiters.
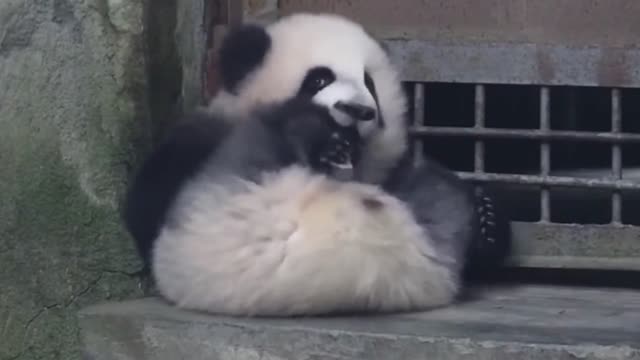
364, 70, 385, 128
364, 71, 378, 101
298, 67, 336, 97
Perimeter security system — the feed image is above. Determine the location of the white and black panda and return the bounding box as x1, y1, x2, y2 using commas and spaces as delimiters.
123, 12, 510, 316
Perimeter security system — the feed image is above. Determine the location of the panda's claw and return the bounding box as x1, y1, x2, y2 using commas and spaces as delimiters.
316, 126, 358, 171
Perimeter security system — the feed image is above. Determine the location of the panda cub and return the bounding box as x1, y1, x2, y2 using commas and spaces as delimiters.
125, 12, 511, 317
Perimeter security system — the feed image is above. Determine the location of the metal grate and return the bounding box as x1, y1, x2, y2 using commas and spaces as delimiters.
403, 81, 640, 270
411, 85, 640, 197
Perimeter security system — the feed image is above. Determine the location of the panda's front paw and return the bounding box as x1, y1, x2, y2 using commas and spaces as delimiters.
316, 131, 358, 181
318, 132, 353, 167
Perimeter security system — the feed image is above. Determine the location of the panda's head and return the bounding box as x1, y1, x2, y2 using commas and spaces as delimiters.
209, 13, 409, 182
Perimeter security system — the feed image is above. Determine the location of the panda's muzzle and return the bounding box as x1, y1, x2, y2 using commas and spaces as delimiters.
334, 101, 376, 122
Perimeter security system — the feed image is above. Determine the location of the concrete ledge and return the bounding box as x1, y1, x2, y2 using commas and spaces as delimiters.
78, 285, 640, 360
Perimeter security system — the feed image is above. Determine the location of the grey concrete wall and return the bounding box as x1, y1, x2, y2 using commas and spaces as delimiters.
0, 0, 155, 358
243, 0, 279, 23
280, 0, 640, 47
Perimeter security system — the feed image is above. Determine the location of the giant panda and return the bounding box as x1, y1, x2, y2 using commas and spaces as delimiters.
123, 12, 511, 316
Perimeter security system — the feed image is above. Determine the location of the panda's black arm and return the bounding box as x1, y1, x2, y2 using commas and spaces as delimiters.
123, 99, 342, 274
123, 111, 233, 273
382, 152, 512, 282
208, 98, 344, 180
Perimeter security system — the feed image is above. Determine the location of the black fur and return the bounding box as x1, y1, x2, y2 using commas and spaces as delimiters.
123, 24, 273, 268
316, 127, 361, 174
215, 98, 348, 179
463, 189, 512, 281
219, 24, 271, 93
124, 100, 344, 274
384, 154, 476, 271
364, 71, 385, 128
297, 67, 337, 97
383, 152, 512, 282
320, 123, 512, 279
123, 111, 232, 274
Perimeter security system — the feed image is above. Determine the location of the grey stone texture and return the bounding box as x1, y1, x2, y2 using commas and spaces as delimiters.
0, 0, 153, 358
79, 285, 640, 360
280, 0, 640, 48
175, 0, 206, 111
243, 0, 279, 23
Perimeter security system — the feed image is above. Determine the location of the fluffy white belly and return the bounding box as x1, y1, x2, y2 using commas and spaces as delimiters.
152, 166, 458, 316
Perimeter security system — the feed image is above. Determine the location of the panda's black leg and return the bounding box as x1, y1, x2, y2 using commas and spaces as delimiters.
383, 154, 512, 282
128, 265, 156, 294
463, 186, 512, 282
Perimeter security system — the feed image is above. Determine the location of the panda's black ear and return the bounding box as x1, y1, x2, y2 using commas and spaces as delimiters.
219, 24, 271, 93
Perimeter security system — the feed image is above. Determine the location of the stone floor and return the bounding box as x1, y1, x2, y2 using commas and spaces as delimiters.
79, 285, 640, 360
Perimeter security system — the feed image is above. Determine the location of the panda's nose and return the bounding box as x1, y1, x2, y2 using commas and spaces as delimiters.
334, 101, 376, 121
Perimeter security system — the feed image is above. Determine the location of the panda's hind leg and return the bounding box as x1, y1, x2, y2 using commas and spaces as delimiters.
464, 186, 512, 282
382, 155, 512, 283
123, 110, 233, 281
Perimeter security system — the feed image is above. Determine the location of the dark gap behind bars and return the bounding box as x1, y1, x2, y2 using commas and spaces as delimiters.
404, 82, 640, 289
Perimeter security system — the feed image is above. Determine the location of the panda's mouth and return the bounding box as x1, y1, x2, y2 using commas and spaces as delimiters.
318, 125, 361, 182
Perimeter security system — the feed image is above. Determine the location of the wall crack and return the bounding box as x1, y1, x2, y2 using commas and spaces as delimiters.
5, 274, 104, 360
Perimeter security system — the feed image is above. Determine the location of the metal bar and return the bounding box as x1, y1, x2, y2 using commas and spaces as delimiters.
456, 172, 640, 191
410, 126, 640, 143
611, 89, 623, 224
474, 85, 485, 173
540, 87, 551, 222
412, 83, 426, 166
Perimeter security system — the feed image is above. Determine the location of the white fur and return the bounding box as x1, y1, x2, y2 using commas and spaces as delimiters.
151, 13, 459, 317
313, 80, 377, 130
153, 166, 458, 316
207, 13, 408, 184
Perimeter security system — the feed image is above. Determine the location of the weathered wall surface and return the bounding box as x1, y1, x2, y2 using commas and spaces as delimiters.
280, 0, 640, 47
176, 0, 206, 112
243, 0, 279, 22
0, 0, 151, 358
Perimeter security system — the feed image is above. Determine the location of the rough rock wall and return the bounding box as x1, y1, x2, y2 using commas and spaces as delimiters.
0, 0, 152, 358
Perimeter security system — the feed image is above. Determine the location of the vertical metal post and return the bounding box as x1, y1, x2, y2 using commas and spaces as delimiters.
540, 87, 551, 222
611, 88, 622, 225
474, 85, 485, 173
413, 83, 426, 167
